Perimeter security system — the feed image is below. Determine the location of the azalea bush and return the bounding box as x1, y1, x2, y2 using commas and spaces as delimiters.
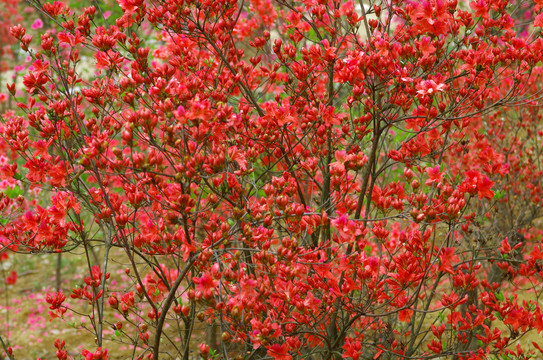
0, 0, 22, 97
2, 0, 543, 359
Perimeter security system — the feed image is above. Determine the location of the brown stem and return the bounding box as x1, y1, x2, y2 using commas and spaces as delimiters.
55, 252, 62, 292
152, 259, 195, 359
354, 126, 381, 221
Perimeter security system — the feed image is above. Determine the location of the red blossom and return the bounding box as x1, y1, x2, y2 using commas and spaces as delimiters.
0, 0, 542, 358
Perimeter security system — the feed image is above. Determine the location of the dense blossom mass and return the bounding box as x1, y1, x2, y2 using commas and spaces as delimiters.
1, 0, 543, 359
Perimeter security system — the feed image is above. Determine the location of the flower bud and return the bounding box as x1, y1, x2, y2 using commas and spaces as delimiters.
199, 343, 210, 358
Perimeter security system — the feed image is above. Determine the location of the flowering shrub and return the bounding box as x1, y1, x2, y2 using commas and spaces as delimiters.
0, 0, 21, 67
2, 0, 543, 359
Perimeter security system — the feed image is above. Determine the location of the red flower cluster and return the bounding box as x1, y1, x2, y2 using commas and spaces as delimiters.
1, 0, 543, 358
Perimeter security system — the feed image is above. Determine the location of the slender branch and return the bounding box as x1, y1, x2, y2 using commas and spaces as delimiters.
152, 258, 195, 359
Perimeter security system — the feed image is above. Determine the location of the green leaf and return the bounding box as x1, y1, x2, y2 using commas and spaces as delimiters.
495, 291, 505, 301
5, 185, 22, 199
203, 58, 214, 67
493, 190, 504, 200
115, 330, 121, 337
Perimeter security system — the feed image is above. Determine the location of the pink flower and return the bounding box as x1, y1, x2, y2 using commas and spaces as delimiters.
266, 344, 292, 360
462, 170, 495, 199
117, 0, 140, 13
535, 13, 543, 28
425, 165, 443, 185
416, 80, 447, 97
104, 11, 112, 19
31, 18, 44, 30
0, 93, 7, 103
415, 35, 436, 56
469, 0, 489, 19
